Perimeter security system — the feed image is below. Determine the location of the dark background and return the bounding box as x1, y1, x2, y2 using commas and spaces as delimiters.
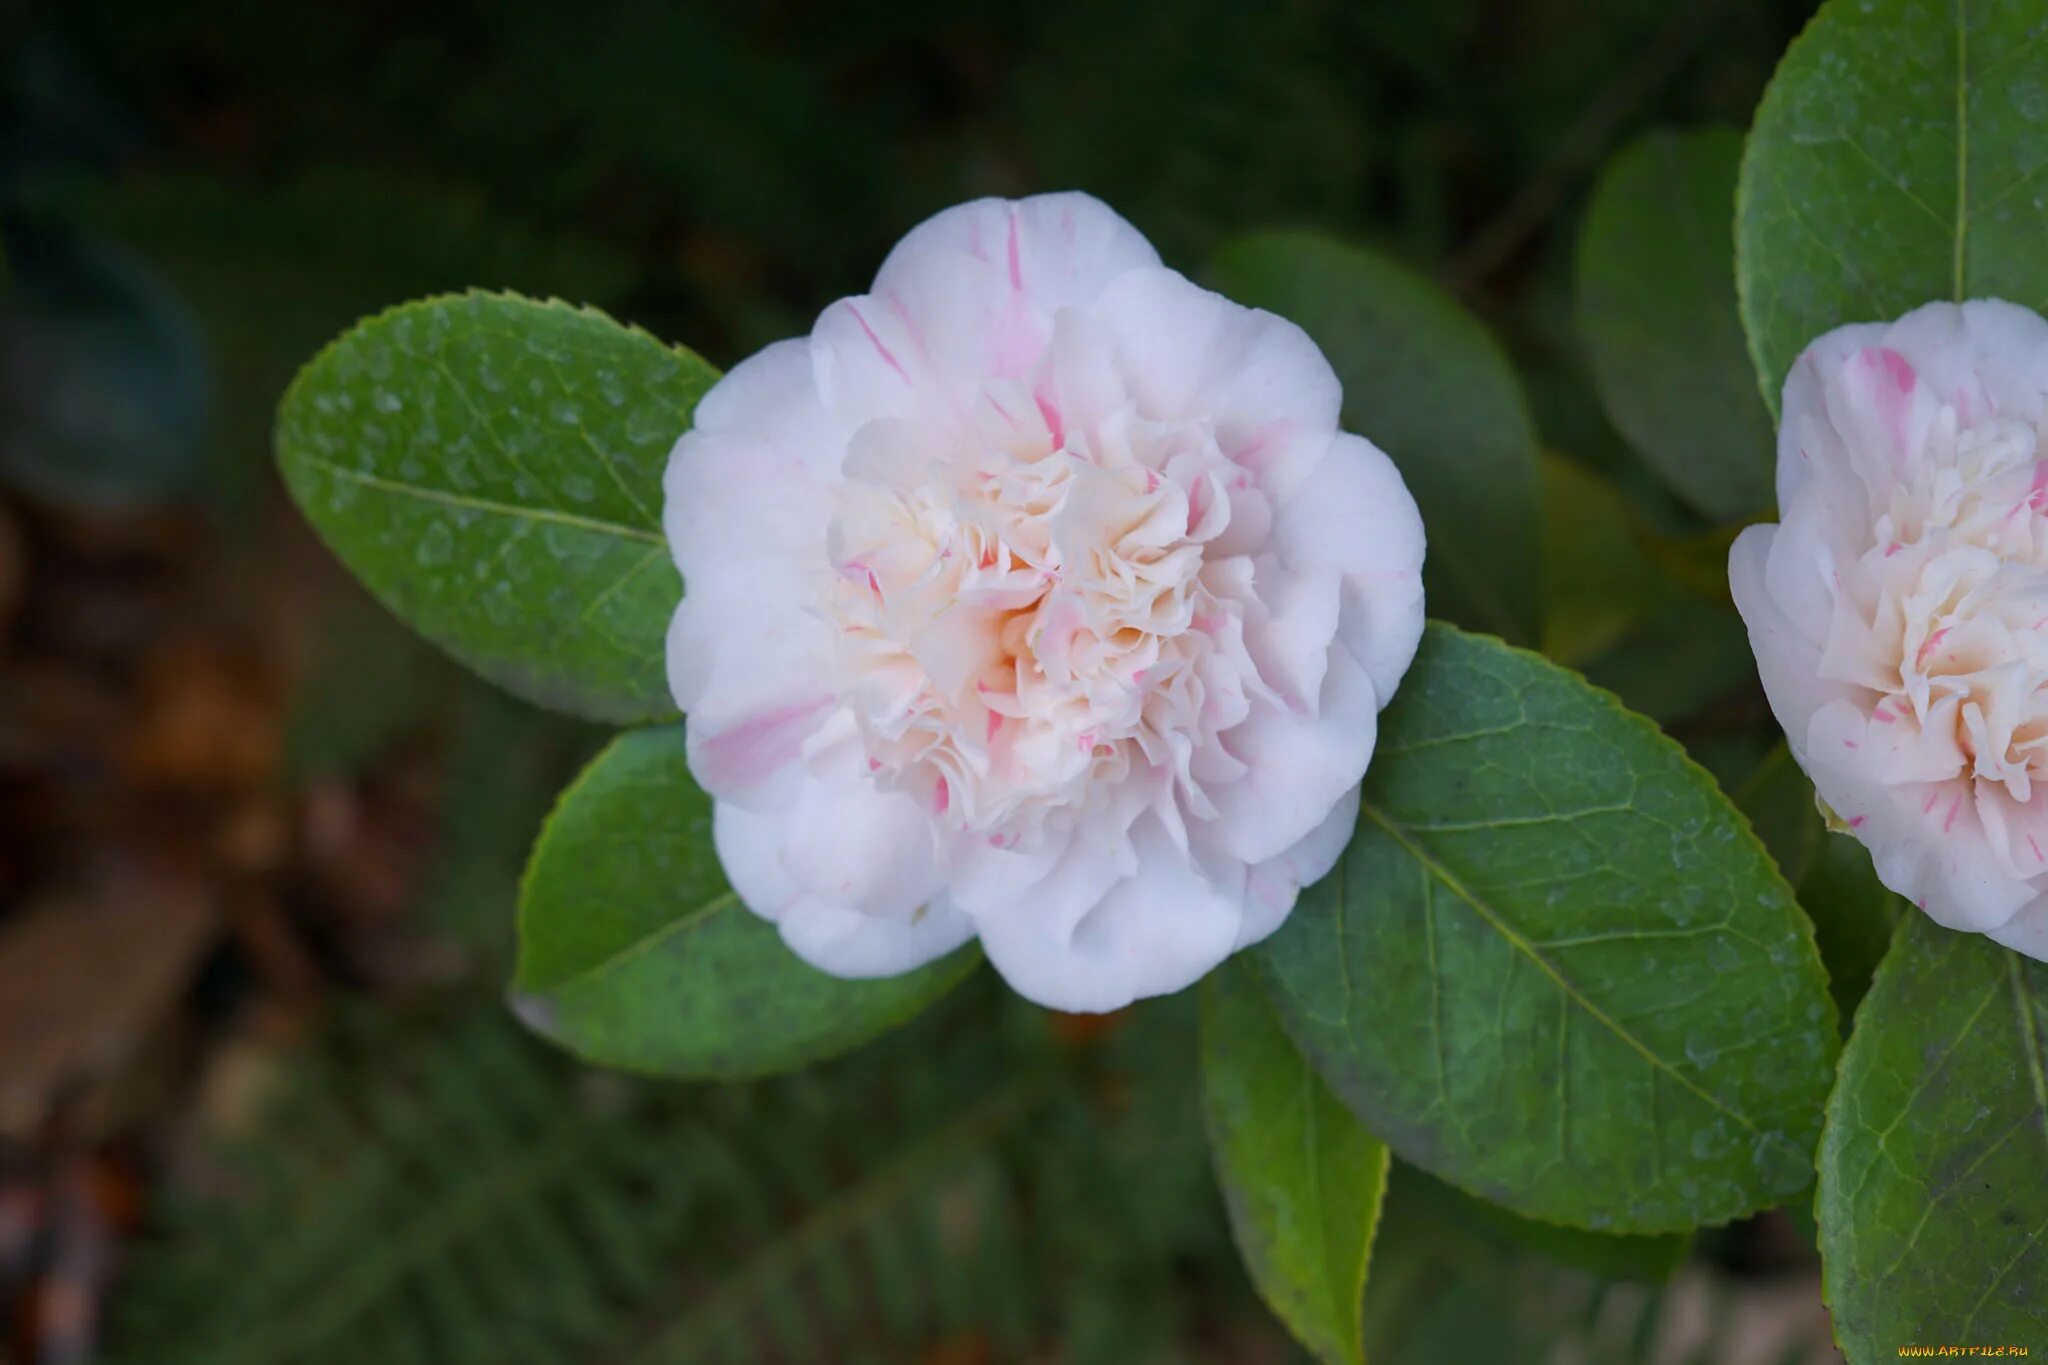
0, 2, 1834, 1361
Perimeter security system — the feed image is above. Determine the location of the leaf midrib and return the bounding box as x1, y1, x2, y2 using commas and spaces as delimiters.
1359, 800, 1766, 1139
298, 453, 666, 545
535, 889, 740, 998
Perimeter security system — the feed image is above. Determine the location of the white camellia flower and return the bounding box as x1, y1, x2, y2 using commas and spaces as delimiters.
1732, 299, 2048, 961
663, 192, 1425, 1012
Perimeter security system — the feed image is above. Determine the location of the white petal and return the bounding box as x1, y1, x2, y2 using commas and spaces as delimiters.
810, 250, 1028, 428
713, 798, 972, 978
1271, 432, 1427, 702
1083, 266, 1342, 500
874, 192, 1161, 318
1728, 524, 1859, 757
1237, 782, 1359, 949
1986, 890, 2048, 962
974, 817, 1243, 1012
1202, 634, 1380, 866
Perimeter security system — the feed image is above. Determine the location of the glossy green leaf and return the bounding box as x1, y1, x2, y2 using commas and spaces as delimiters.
1818, 915, 2048, 1359
1577, 128, 1774, 521
276, 291, 714, 722
1257, 623, 1839, 1232
511, 726, 979, 1078
1207, 232, 1542, 644
1737, 0, 2048, 410
1201, 957, 1388, 1365
1734, 745, 1904, 1019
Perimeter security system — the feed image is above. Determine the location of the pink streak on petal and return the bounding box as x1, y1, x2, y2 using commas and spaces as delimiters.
1873, 705, 1895, 724
846, 304, 911, 387
932, 776, 950, 814
1924, 792, 1942, 814
697, 697, 834, 791
1849, 815, 1866, 829
1006, 208, 1024, 292
1917, 626, 1950, 668
986, 710, 1002, 742
1865, 347, 1917, 463
2031, 835, 2045, 863
1876, 347, 1917, 395
1944, 794, 1962, 833
1844, 739, 1859, 749
1033, 384, 1065, 449
1885, 540, 1904, 557
2027, 460, 2048, 511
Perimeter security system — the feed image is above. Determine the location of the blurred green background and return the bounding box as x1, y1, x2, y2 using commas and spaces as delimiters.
0, 1, 1842, 1361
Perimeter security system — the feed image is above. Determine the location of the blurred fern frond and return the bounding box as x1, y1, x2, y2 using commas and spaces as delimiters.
104, 986, 1250, 1365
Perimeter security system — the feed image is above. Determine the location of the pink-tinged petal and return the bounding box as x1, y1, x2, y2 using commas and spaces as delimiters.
1271, 432, 1427, 702
1801, 766, 2034, 933
973, 817, 1244, 1013
1236, 782, 1359, 950
688, 695, 837, 803
872, 192, 1161, 320
1883, 298, 2048, 435
1776, 321, 1887, 514
777, 743, 944, 919
1201, 635, 1380, 866
1082, 267, 1341, 500
713, 801, 973, 977
667, 591, 835, 807
810, 251, 1030, 429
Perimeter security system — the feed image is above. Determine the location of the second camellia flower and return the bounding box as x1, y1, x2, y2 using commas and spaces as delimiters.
1732, 299, 2048, 961
663, 192, 1426, 1012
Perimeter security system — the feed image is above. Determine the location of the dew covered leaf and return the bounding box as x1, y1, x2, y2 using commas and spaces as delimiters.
1256, 623, 1839, 1232
1734, 745, 1904, 1020
276, 291, 714, 722
1817, 915, 2048, 1359
512, 725, 979, 1078
1737, 0, 2048, 409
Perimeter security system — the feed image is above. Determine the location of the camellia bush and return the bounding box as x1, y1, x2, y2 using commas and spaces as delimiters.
270, 1, 2047, 1359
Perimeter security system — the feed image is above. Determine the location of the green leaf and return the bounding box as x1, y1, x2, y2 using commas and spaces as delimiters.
1818, 915, 2048, 1358
1399, 1165, 1692, 1283
1734, 746, 1904, 1020
1256, 623, 1839, 1233
1207, 232, 1542, 645
1200, 957, 1388, 1365
1540, 454, 1663, 668
1577, 128, 1774, 521
276, 291, 715, 722
1736, 0, 2048, 410
511, 725, 978, 1079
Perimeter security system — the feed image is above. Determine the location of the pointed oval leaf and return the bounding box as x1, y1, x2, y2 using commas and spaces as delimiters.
1737, 0, 2048, 410
1207, 232, 1541, 645
1818, 915, 2048, 1358
1201, 957, 1388, 1365
512, 726, 979, 1078
276, 291, 714, 722
1256, 623, 1839, 1232
1735, 745, 1904, 1019
1577, 128, 1775, 520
